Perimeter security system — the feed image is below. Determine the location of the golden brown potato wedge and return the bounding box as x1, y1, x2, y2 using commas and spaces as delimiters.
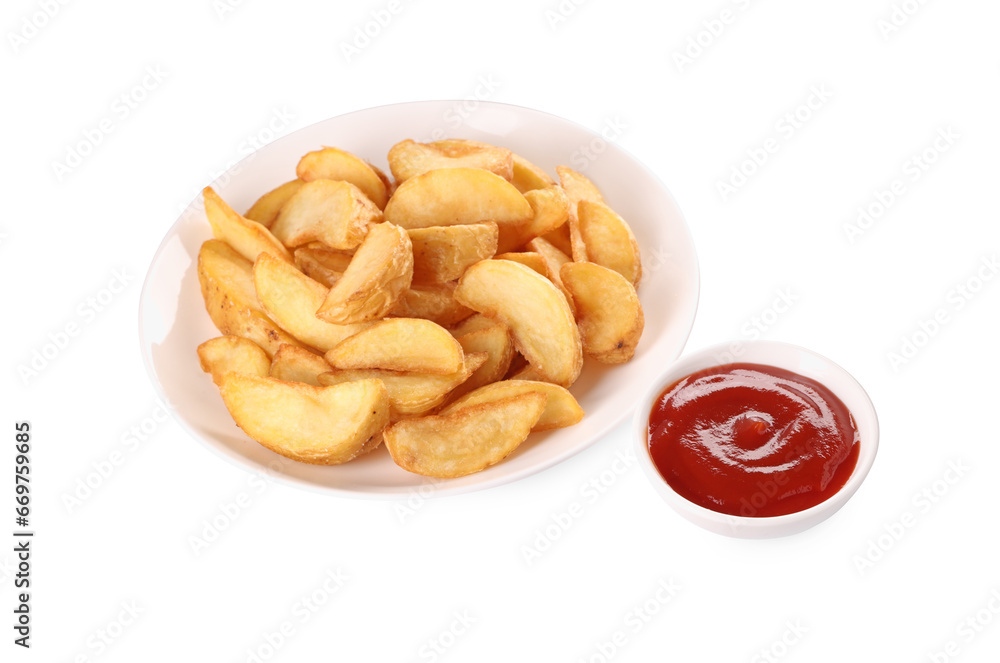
454, 259, 582, 388
511, 153, 556, 193
296, 146, 389, 209
391, 282, 474, 328
315, 222, 413, 324
244, 180, 305, 228
252, 252, 371, 352
556, 166, 606, 262
389, 139, 513, 183
497, 186, 571, 253
197, 336, 270, 386
270, 179, 382, 250
492, 252, 547, 275
408, 222, 498, 284
324, 318, 464, 375
293, 246, 353, 287
577, 200, 642, 286
526, 236, 576, 314
560, 261, 644, 363
441, 379, 583, 432
383, 168, 532, 230
203, 187, 292, 264
219, 375, 389, 464
318, 353, 487, 416
197, 240, 301, 357
431, 139, 555, 193
269, 345, 332, 386
556, 164, 606, 204
384, 393, 546, 478
448, 323, 515, 401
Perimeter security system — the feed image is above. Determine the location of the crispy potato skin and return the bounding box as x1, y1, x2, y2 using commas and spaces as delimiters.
318, 353, 486, 417
296, 146, 389, 209
271, 179, 382, 250
560, 261, 644, 364
198, 240, 302, 358
219, 375, 390, 465
253, 251, 372, 352
383, 168, 532, 230
315, 222, 414, 324
198, 336, 271, 386
324, 318, 465, 375
454, 259, 582, 388
383, 393, 546, 478
389, 139, 514, 183
441, 379, 583, 432
203, 187, 293, 264
556, 166, 605, 262
577, 201, 642, 286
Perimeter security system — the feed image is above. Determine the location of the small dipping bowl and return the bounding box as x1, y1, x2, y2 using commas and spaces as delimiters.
632, 341, 879, 538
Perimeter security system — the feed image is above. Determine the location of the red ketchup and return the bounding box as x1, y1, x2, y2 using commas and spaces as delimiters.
647, 363, 859, 517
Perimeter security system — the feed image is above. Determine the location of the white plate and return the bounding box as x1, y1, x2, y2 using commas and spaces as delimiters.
138, 100, 699, 498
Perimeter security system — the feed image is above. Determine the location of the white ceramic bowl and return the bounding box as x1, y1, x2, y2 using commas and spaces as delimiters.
632, 341, 879, 538
139, 100, 700, 498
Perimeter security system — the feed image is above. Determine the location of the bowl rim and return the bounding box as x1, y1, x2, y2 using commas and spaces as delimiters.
138, 98, 702, 499
631, 339, 879, 537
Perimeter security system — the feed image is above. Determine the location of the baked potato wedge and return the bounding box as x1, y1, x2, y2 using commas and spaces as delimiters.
270, 179, 381, 250
203, 187, 292, 264
556, 165, 605, 262
296, 146, 389, 209
383, 168, 531, 230
252, 252, 371, 352
197, 239, 301, 357
560, 261, 644, 363
219, 375, 390, 464
453, 259, 582, 388
324, 318, 464, 375
315, 222, 413, 324
197, 336, 270, 386
441, 379, 583, 432
577, 200, 642, 286
244, 180, 305, 228
384, 392, 546, 478
497, 186, 571, 253
389, 139, 513, 183
318, 353, 487, 416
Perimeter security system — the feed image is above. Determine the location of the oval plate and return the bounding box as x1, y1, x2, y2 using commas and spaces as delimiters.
138, 100, 699, 498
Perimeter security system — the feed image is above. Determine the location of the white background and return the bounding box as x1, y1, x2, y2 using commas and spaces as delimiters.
3, 0, 999, 661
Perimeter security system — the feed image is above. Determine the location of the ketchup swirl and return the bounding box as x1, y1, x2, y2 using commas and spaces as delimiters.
647, 363, 859, 517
